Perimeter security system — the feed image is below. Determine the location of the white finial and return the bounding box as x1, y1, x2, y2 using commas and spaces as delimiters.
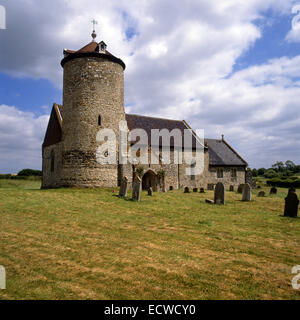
91, 19, 98, 41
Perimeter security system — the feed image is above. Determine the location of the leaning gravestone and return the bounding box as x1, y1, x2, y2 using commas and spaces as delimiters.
214, 182, 225, 205
257, 191, 265, 197
184, 187, 190, 193
207, 184, 214, 191
270, 187, 277, 195
237, 184, 245, 194
132, 177, 142, 201
229, 185, 234, 192
242, 183, 252, 201
148, 187, 153, 196
119, 176, 128, 197
284, 190, 299, 217
193, 188, 198, 193
200, 188, 205, 193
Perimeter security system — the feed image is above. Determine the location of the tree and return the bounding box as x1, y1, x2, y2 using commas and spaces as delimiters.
285, 160, 296, 171
17, 169, 42, 177
264, 169, 278, 179
272, 161, 285, 172
251, 169, 258, 177
257, 168, 266, 176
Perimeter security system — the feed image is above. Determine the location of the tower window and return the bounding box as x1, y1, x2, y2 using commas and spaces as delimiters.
98, 115, 102, 126
50, 151, 55, 172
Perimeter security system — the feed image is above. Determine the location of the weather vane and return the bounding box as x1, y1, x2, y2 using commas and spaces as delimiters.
91, 19, 98, 41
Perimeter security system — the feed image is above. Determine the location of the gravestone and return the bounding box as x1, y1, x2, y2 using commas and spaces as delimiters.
169, 186, 174, 191
242, 183, 252, 201
200, 188, 205, 193
207, 184, 214, 191
132, 177, 142, 201
284, 190, 299, 217
205, 199, 214, 204
229, 185, 234, 192
245, 169, 256, 189
184, 187, 190, 193
257, 191, 265, 197
270, 187, 277, 195
237, 184, 245, 194
148, 187, 153, 196
193, 188, 198, 193
214, 182, 225, 205
119, 176, 128, 197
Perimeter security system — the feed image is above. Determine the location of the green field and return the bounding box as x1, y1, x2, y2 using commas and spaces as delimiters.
0, 179, 300, 300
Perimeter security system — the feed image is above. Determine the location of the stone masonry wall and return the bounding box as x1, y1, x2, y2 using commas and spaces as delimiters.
61, 56, 125, 187
42, 143, 62, 188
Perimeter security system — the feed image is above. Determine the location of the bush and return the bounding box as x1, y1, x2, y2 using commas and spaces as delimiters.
17, 169, 42, 177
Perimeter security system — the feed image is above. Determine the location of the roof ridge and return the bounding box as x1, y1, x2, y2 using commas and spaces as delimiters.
126, 113, 183, 123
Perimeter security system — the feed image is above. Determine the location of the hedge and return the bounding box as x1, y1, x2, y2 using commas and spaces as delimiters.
266, 178, 300, 188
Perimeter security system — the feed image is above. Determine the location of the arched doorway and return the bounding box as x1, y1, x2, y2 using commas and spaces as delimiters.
142, 170, 158, 192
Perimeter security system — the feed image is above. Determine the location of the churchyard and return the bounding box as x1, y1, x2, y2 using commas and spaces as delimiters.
0, 179, 300, 300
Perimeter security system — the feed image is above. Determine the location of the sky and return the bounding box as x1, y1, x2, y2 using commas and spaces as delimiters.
1, 0, 300, 173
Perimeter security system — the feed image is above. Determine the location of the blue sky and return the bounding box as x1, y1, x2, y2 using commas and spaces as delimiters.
1, 0, 300, 173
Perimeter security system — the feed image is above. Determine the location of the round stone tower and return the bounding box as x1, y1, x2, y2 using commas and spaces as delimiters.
60, 38, 126, 187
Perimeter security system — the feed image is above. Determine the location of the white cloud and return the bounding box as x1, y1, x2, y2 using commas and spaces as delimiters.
0, 0, 300, 169
0, 105, 49, 173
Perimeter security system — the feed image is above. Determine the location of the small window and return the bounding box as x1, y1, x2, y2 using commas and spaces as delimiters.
231, 168, 237, 178
98, 115, 102, 126
191, 162, 196, 181
217, 168, 223, 178
50, 151, 55, 173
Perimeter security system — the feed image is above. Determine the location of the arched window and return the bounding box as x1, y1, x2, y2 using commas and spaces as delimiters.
98, 115, 102, 126
50, 150, 55, 173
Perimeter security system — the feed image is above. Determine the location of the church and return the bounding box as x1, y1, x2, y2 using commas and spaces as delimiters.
42, 31, 249, 191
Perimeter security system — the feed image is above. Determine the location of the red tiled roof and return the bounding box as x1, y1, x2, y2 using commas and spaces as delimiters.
62, 41, 125, 69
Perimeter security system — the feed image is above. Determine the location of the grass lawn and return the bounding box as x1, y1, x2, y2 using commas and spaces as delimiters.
0, 179, 300, 300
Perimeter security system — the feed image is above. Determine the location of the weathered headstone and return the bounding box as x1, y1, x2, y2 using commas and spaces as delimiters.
193, 188, 198, 193
205, 199, 214, 204
132, 177, 142, 201
119, 176, 128, 197
148, 187, 153, 196
284, 190, 299, 217
169, 186, 174, 191
229, 185, 234, 192
242, 183, 252, 201
237, 184, 245, 194
184, 187, 190, 193
207, 184, 214, 191
257, 191, 265, 197
270, 187, 277, 195
200, 188, 205, 193
246, 169, 256, 189
214, 182, 225, 205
